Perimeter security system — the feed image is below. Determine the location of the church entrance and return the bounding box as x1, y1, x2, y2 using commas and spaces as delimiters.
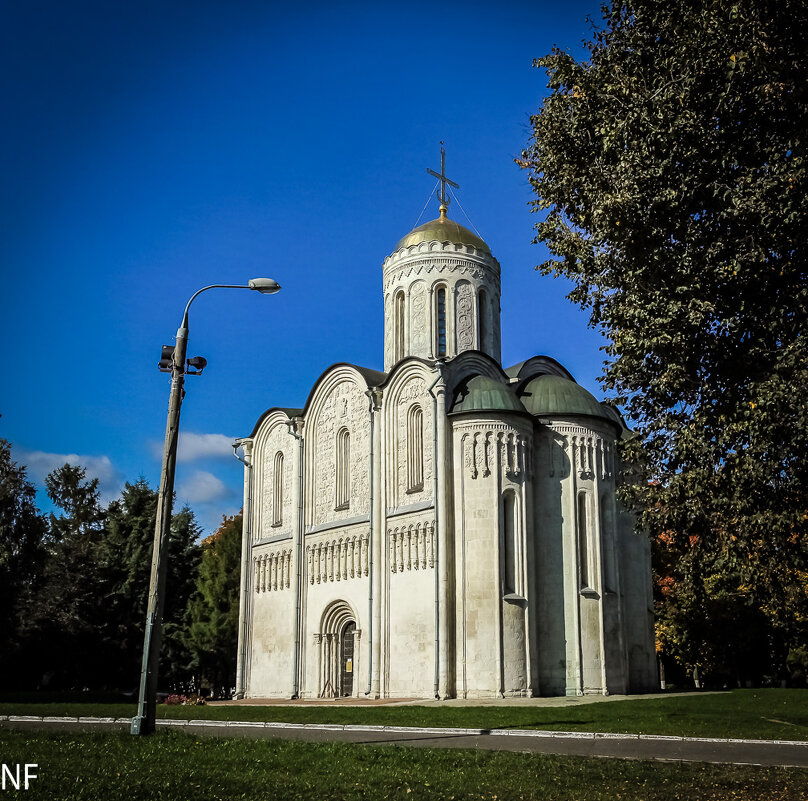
340, 622, 356, 696
317, 600, 360, 698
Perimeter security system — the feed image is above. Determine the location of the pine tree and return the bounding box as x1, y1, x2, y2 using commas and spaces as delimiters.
0, 439, 47, 683
185, 513, 242, 696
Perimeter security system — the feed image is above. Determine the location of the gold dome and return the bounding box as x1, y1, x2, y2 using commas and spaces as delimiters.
394, 208, 490, 254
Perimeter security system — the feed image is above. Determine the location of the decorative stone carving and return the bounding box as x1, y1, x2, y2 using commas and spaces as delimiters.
394, 377, 433, 505
388, 521, 435, 573
455, 280, 474, 352
253, 548, 293, 593
306, 532, 369, 585
455, 422, 531, 481
409, 280, 428, 356
313, 381, 370, 525
260, 425, 294, 540
382, 259, 500, 295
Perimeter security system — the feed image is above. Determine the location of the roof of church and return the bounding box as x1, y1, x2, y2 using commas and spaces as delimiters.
394, 210, 490, 254
450, 375, 527, 415
518, 374, 616, 424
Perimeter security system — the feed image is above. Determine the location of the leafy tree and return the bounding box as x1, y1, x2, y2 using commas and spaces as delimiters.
185, 513, 243, 695
0, 439, 47, 681
523, 0, 808, 682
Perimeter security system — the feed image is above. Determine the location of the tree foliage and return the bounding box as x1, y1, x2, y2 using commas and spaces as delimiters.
99, 480, 201, 690
0, 439, 47, 679
523, 0, 808, 682
185, 513, 243, 694
5, 464, 202, 692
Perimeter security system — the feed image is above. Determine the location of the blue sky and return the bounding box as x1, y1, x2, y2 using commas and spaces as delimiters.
1, 0, 607, 533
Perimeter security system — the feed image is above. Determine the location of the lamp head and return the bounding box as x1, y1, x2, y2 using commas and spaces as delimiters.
249, 278, 281, 295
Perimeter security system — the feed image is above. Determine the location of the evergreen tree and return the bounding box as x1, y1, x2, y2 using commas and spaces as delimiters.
523, 0, 808, 683
0, 439, 47, 683
99, 479, 201, 690
19, 463, 107, 688
185, 513, 242, 695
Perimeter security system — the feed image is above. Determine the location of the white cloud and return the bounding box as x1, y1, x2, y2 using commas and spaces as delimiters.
150, 432, 235, 463
175, 470, 230, 505
15, 448, 123, 505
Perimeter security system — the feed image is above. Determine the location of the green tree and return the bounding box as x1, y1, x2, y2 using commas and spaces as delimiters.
17, 463, 108, 688
185, 513, 243, 695
45, 463, 104, 542
100, 479, 201, 690
0, 440, 47, 682
523, 0, 808, 682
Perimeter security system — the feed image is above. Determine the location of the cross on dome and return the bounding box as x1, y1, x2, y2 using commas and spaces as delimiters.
426, 143, 459, 216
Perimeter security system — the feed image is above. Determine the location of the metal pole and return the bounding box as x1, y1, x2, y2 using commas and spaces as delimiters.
129, 280, 279, 735
131, 321, 188, 735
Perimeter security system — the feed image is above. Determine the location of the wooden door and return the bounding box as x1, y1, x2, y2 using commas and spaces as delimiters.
340, 622, 356, 696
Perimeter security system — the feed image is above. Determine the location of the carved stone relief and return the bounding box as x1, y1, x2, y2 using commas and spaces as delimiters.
455, 422, 531, 481
260, 425, 294, 540
253, 548, 293, 593
549, 424, 615, 481
388, 520, 435, 573
306, 532, 370, 585
394, 377, 433, 505
313, 381, 370, 525
409, 281, 428, 356
384, 293, 393, 369
455, 280, 474, 352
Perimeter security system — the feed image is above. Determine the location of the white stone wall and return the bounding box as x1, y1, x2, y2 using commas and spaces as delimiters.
383, 514, 437, 697
533, 417, 632, 696
300, 521, 371, 698
383, 366, 435, 511
452, 414, 532, 698
247, 540, 297, 697
304, 371, 371, 527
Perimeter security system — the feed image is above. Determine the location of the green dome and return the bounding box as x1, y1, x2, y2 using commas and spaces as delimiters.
395, 212, 490, 254
451, 375, 526, 415
519, 375, 613, 422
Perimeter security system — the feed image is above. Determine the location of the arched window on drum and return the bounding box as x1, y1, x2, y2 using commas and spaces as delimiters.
435, 286, 447, 357
478, 288, 488, 351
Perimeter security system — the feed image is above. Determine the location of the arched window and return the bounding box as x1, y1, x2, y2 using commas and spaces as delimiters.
436, 286, 447, 357
335, 427, 350, 510
577, 492, 590, 589
394, 291, 405, 364
503, 490, 517, 595
478, 288, 488, 351
272, 451, 284, 527
406, 405, 424, 492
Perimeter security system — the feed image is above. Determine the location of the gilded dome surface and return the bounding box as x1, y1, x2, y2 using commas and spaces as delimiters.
519, 375, 614, 423
395, 213, 490, 254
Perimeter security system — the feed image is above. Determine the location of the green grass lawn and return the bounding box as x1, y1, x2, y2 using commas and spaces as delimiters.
0, 728, 806, 801
2, 689, 807, 741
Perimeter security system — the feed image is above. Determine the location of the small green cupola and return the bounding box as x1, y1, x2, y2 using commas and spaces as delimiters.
518, 374, 617, 425
450, 375, 527, 415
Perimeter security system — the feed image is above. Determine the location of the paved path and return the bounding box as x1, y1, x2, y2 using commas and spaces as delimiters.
3, 716, 807, 768
214, 690, 715, 708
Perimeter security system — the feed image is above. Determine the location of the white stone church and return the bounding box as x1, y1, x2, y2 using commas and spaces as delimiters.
234, 184, 656, 699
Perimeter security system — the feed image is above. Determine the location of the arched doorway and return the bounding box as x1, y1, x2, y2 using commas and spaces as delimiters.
340, 621, 356, 696
317, 600, 360, 698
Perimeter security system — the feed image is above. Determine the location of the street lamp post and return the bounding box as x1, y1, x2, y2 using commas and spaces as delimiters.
131, 278, 281, 736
